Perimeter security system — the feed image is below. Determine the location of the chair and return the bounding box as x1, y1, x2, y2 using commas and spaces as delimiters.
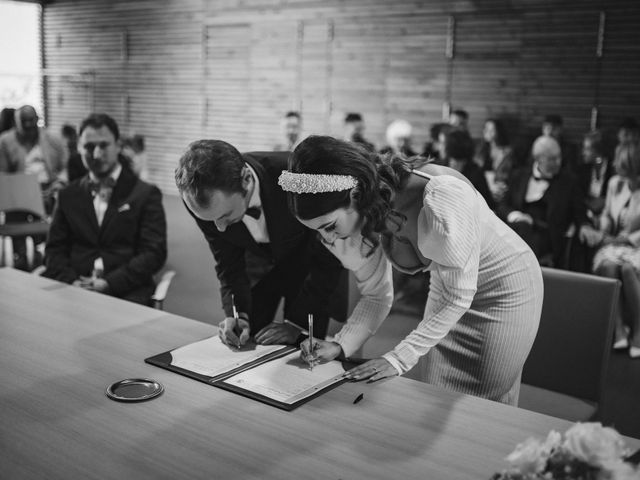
518, 267, 620, 421
0, 173, 50, 269
151, 269, 176, 310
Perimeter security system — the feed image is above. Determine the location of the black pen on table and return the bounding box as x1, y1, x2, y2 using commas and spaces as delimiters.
308, 313, 314, 371
231, 294, 241, 349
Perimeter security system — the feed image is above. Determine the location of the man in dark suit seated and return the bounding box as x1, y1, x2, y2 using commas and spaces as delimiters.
568, 130, 615, 272
175, 140, 344, 347
43, 113, 167, 305
498, 136, 587, 268
442, 128, 495, 210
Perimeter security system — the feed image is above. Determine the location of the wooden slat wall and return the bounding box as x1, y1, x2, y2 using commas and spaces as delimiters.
42, 0, 640, 193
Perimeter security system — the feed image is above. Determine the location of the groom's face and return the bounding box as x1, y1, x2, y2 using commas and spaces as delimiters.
183, 188, 248, 232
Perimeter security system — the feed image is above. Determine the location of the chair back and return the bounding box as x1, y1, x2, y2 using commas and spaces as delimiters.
0, 173, 46, 219
522, 267, 619, 405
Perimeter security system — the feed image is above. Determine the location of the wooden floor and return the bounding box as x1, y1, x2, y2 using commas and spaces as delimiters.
162, 193, 640, 439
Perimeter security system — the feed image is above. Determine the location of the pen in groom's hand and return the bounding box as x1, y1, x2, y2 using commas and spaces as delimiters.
231, 294, 242, 349
308, 314, 314, 371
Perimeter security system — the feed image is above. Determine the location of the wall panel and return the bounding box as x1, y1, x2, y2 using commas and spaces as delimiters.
42, 0, 640, 194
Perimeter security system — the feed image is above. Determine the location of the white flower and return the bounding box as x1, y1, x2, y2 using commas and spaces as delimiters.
563, 422, 629, 469
542, 430, 562, 454
505, 436, 552, 475
602, 460, 640, 480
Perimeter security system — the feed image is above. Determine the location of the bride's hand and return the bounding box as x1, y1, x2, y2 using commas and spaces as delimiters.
300, 339, 342, 367
343, 358, 398, 382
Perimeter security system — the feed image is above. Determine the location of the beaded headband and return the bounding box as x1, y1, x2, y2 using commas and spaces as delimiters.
278, 170, 357, 194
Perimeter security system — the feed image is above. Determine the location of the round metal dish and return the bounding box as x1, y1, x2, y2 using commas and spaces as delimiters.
105, 378, 164, 402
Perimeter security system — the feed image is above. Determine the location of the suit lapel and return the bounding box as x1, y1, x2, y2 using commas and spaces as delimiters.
245, 154, 285, 253
515, 169, 531, 209
100, 167, 136, 236
79, 176, 100, 233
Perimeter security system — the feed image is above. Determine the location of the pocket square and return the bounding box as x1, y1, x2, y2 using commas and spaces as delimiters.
117, 203, 131, 213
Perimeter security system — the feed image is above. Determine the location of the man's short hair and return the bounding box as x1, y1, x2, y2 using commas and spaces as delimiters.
543, 114, 563, 127
175, 139, 245, 207
451, 109, 469, 120
583, 130, 604, 155
79, 113, 120, 141
345, 112, 363, 123
285, 111, 300, 120
619, 117, 639, 132
430, 122, 450, 141
444, 129, 474, 161
61, 124, 77, 139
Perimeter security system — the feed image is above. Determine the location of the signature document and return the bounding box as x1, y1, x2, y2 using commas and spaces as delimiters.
170, 336, 288, 379
221, 351, 345, 405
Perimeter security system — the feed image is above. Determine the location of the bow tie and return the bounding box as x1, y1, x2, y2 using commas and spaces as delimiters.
89, 177, 116, 193
244, 206, 262, 220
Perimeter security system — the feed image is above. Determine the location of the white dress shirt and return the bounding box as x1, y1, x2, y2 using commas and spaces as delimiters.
524, 163, 551, 203
242, 164, 269, 243
90, 163, 122, 226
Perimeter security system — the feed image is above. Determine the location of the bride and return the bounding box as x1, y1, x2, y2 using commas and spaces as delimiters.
278, 135, 543, 405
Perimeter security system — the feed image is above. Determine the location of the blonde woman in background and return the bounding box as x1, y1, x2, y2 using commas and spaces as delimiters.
581, 143, 640, 358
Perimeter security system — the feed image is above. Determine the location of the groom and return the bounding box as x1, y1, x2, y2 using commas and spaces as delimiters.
175, 140, 343, 346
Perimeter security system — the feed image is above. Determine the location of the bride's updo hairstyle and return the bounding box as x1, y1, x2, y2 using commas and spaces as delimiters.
288, 135, 416, 249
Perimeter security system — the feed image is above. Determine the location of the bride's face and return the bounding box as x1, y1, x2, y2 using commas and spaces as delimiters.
298, 206, 361, 245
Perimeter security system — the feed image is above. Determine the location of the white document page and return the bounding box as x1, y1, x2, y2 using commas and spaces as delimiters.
222, 350, 345, 404
170, 336, 288, 378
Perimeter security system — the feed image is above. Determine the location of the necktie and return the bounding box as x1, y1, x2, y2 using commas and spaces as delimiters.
245, 206, 262, 220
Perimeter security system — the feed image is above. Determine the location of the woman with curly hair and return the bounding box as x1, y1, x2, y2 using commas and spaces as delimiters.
278, 135, 543, 405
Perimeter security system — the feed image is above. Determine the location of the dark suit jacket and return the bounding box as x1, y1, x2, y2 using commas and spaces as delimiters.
43, 164, 167, 298
498, 166, 587, 266
461, 161, 496, 210
188, 152, 344, 328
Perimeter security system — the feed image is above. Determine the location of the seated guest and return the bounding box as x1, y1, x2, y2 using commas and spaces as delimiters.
0, 105, 67, 213
0, 107, 16, 135
62, 124, 87, 182
474, 118, 513, 202
175, 140, 343, 345
43, 113, 167, 306
422, 122, 449, 165
616, 117, 640, 153
343, 112, 375, 152
541, 113, 578, 174
567, 130, 615, 272
587, 143, 640, 358
121, 134, 149, 181
273, 111, 302, 151
449, 108, 469, 131
379, 119, 416, 157
498, 136, 587, 267
443, 129, 495, 209
577, 130, 614, 222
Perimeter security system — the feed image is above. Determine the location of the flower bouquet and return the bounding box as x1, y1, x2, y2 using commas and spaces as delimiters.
492, 422, 640, 480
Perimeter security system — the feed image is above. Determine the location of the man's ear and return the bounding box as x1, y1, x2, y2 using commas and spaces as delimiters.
241, 166, 252, 190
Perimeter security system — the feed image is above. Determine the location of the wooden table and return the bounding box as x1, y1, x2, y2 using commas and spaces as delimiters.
1, 268, 637, 480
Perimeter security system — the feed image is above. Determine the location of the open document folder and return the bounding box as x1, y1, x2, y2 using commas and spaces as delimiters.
145, 336, 347, 411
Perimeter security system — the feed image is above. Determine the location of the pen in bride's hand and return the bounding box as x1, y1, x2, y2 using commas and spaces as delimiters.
308, 313, 314, 371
